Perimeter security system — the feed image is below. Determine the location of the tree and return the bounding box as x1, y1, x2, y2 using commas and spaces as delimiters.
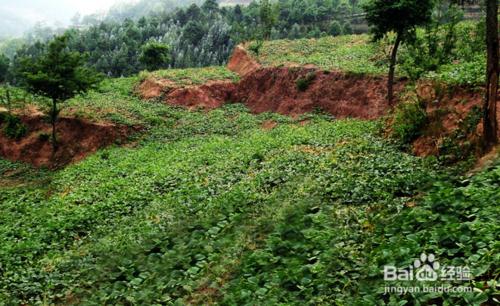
140, 42, 171, 71
183, 21, 205, 45
259, 0, 278, 40
363, 0, 434, 103
17, 35, 102, 151
0, 54, 9, 83
483, 0, 498, 147
202, 0, 219, 15
329, 20, 343, 36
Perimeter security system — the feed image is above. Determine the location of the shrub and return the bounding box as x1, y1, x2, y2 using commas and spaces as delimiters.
248, 40, 264, 56
295, 72, 316, 92
328, 21, 343, 36
38, 132, 50, 142
391, 100, 428, 144
0, 113, 27, 140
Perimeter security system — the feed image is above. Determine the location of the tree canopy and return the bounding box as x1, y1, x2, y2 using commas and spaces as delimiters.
140, 42, 172, 71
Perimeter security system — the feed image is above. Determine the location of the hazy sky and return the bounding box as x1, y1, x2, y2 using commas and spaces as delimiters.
0, 0, 123, 24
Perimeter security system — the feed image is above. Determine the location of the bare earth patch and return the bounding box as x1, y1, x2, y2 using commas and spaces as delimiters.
0, 114, 135, 168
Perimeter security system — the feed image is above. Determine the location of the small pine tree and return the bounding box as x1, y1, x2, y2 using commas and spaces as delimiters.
17, 35, 102, 151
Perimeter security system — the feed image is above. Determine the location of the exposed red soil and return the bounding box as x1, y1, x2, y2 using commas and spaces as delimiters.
227, 45, 261, 76
0, 115, 133, 168
233, 67, 402, 119
139, 45, 403, 119
261, 120, 278, 130
137, 78, 177, 100
138, 46, 498, 159
412, 82, 500, 156
165, 81, 237, 110
139, 67, 402, 119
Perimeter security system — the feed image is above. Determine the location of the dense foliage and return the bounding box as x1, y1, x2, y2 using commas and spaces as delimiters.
16, 35, 102, 148
0, 72, 498, 304
0, 54, 8, 83
139, 42, 172, 71
3, 0, 363, 78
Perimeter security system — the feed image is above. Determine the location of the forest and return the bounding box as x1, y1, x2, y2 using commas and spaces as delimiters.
1, 0, 364, 77
0, 0, 499, 305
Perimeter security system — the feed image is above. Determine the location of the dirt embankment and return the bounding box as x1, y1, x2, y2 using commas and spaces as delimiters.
0, 114, 133, 168
138, 45, 496, 159
139, 47, 403, 119
411, 82, 500, 157
227, 45, 261, 77
138, 78, 237, 110
233, 68, 401, 119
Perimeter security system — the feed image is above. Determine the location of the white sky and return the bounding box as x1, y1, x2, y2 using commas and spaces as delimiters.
0, 0, 124, 24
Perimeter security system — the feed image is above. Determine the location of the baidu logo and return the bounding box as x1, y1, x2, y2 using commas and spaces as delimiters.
384, 253, 471, 282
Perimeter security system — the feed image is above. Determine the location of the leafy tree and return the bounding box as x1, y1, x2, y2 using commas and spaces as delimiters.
363, 0, 435, 103
483, 0, 498, 147
201, 0, 219, 15
185, 3, 202, 20
0, 54, 9, 83
183, 21, 205, 45
17, 35, 102, 151
140, 42, 171, 71
329, 20, 343, 36
259, 0, 278, 40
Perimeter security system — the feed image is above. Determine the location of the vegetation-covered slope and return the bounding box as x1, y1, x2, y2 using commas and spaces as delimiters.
1, 72, 498, 304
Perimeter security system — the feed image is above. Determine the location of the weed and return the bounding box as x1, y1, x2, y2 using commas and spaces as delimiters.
295, 72, 316, 92
0, 113, 27, 139
391, 100, 428, 145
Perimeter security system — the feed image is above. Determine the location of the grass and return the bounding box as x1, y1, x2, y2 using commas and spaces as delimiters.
139, 66, 240, 86
0, 32, 498, 304
0, 105, 442, 304
255, 35, 388, 75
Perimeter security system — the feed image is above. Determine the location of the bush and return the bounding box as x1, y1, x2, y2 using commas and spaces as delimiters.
391, 100, 428, 144
328, 21, 343, 36
248, 40, 264, 56
0, 113, 27, 140
295, 72, 316, 92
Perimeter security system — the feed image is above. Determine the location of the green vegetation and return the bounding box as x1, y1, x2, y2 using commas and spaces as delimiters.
62, 76, 166, 126
16, 35, 102, 149
391, 100, 428, 145
256, 35, 387, 75
0, 71, 498, 304
139, 42, 172, 71
364, 0, 434, 102
0, 53, 8, 83
0, 3, 498, 303
140, 66, 239, 86
295, 72, 316, 92
2, 0, 363, 78
0, 112, 27, 139
0, 97, 434, 304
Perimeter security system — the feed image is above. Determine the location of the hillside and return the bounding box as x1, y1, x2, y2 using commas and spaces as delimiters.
1, 29, 499, 305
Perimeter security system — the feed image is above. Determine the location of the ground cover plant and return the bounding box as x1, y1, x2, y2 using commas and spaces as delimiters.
140, 66, 240, 87
254, 19, 487, 87
0, 75, 498, 305
1, 14, 499, 305
255, 35, 388, 76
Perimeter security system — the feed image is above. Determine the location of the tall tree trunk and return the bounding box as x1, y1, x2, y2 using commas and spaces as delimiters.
388, 32, 402, 104
51, 98, 58, 152
484, 0, 499, 148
